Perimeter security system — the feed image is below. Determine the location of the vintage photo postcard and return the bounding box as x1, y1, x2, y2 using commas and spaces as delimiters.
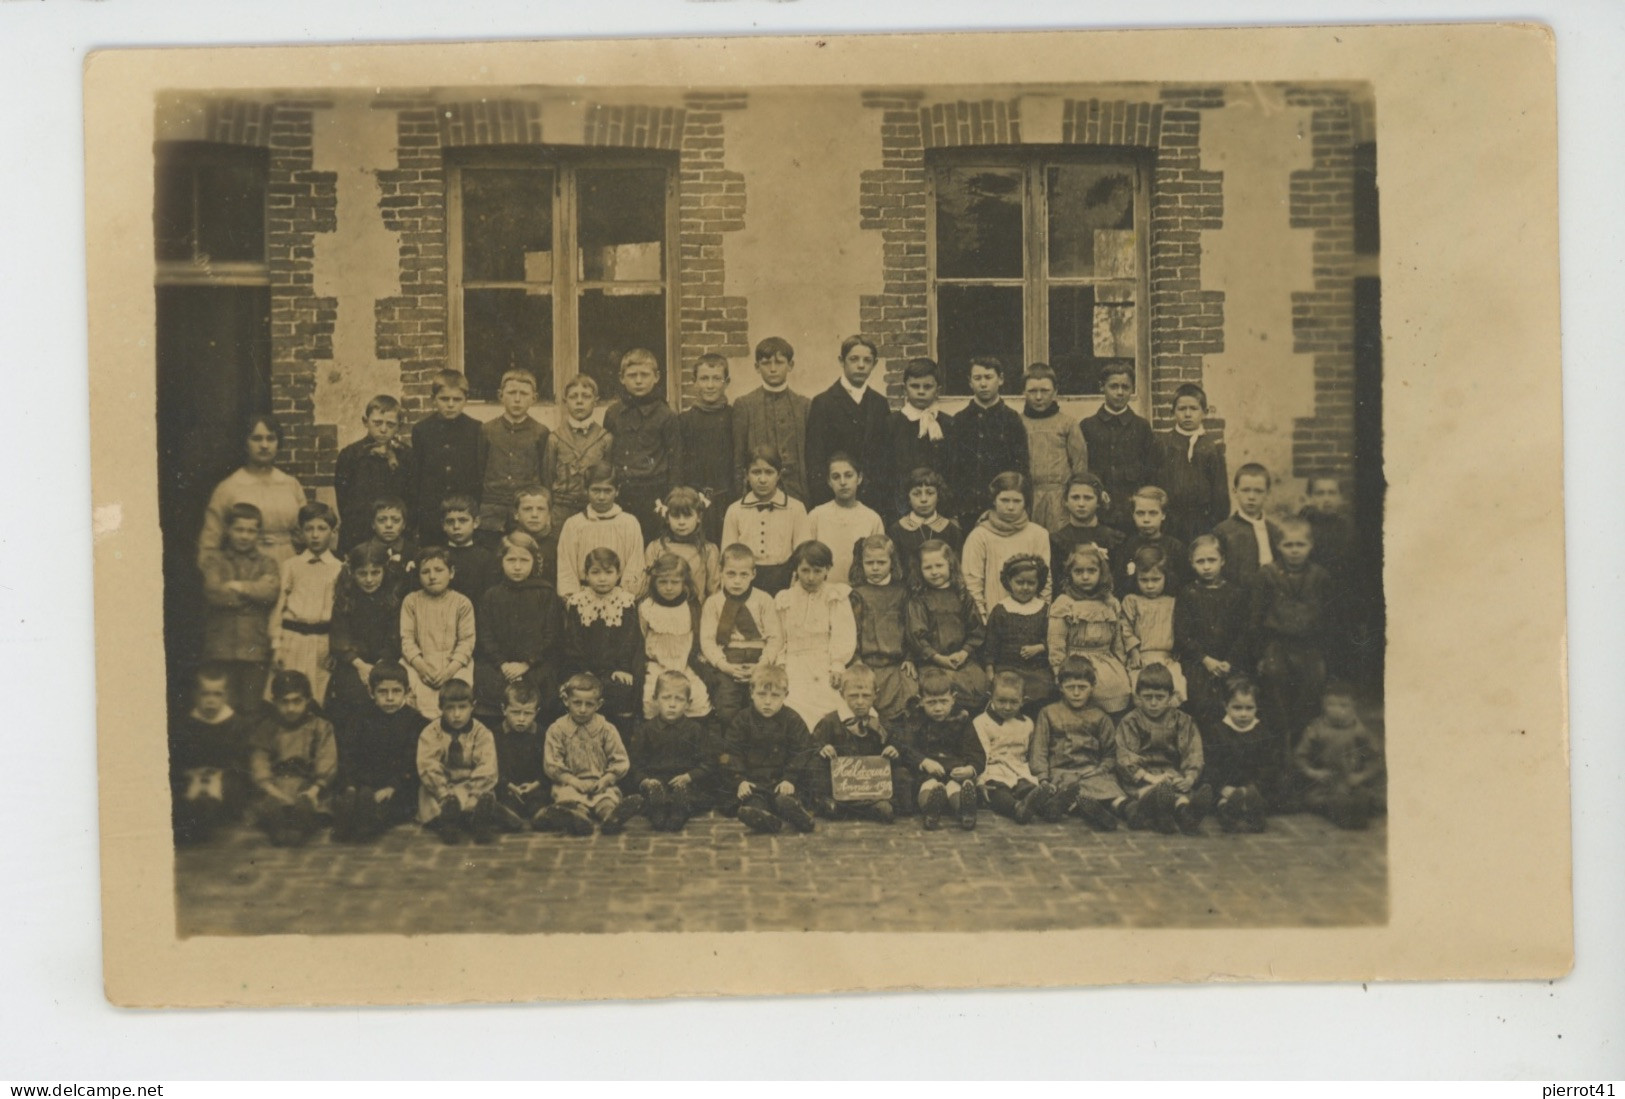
86, 23, 1570, 1007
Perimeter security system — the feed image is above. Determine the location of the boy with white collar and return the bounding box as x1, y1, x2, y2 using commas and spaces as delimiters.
1151, 382, 1230, 543
732, 336, 811, 503
1078, 363, 1156, 534
805, 334, 893, 511
887, 357, 955, 517
1212, 462, 1284, 589
807, 662, 903, 823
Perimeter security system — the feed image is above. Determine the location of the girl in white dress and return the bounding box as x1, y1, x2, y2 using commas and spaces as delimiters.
638, 553, 711, 719
774, 540, 857, 727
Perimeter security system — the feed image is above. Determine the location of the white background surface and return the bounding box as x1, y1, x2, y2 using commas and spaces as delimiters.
1, 0, 1619, 1079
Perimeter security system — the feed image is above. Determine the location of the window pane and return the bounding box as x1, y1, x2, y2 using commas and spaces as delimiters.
1047, 164, 1136, 279
936, 284, 1024, 396
154, 163, 195, 263
577, 168, 666, 282
578, 289, 666, 400
195, 157, 267, 262
463, 289, 554, 401
935, 167, 1024, 279
463, 169, 553, 283
1049, 285, 1136, 396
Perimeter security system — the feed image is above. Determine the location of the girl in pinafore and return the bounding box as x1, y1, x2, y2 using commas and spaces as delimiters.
905, 539, 989, 710
982, 552, 1055, 711
847, 533, 916, 722
645, 486, 722, 600
774, 539, 857, 725
1048, 542, 1140, 718
1121, 544, 1186, 701
637, 553, 711, 720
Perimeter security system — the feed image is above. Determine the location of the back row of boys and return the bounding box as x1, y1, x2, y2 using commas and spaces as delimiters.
339, 334, 1269, 553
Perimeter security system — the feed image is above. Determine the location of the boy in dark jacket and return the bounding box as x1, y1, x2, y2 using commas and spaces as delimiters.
1079, 363, 1156, 534
718, 664, 817, 834
626, 670, 720, 832
170, 664, 252, 845
675, 353, 736, 546
603, 347, 682, 541
409, 369, 483, 541
807, 663, 904, 823
948, 356, 1029, 529
805, 335, 893, 511
1199, 676, 1276, 832
892, 667, 987, 830
1150, 383, 1229, 544
329, 662, 427, 842
491, 679, 550, 832
440, 494, 500, 604
334, 395, 414, 552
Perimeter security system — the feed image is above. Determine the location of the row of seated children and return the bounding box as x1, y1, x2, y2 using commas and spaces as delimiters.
170, 644, 1383, 850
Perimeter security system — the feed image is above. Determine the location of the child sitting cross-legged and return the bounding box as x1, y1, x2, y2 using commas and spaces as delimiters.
247, 670, 338, 847
169, 663, 252, 846
699, 544, 785, 726
973, 671, 1058, 824
491, 679, 551, 834
892, 667, 986, 831
718, 663, 818, 835
1200, 676, 1276, 833
1114, 663, 1213, 835
534, 673, 638, 837
808, 662, 904, 824
625, 670, 720, 833
329, 660, 427, 844
1294, 680, 1385, 830
1032, 657, 1131, 832
415, 678, 500, 845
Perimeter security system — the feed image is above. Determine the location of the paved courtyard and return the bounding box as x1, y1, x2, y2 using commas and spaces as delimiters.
174, 812, 1386, 936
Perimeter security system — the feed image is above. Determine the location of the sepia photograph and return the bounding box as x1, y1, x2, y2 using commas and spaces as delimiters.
84, 24, 1570, 1007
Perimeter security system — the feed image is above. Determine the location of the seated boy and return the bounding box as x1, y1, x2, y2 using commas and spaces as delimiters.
440, 493, 500, 603
892, 667, 986, 830
718, 664, 817, 835
1031, 657, 1130, 832
535, 673, 637, 836
1113, 663, 1213, 835
972, 671, 1056, 824
330, 661, 427, 843
1294, 681, 1385, 830
699, 544, 786, 725
625, 670, 719, 832
492, 679, 551, 832
247, 670, 338, 847
808, 662, 903, 823
1199, 675, 1276, 833
169, 663, 251, 845
415, 678, 500, 845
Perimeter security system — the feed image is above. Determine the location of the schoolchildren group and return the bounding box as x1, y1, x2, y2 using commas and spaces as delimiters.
173, 336, 1384, 851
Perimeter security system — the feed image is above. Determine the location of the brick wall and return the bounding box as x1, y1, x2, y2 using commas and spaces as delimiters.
265, 100, 339, 487
922, 98, 1021, 147
859, 91, 929, 403
1147, 87, 1225, 437
373, 95, 449, 421
1063, 99, 1164, 146
203, 98, 274, 147
585, 103, 687, 150
441, 99, 543, 146
1286, 87, 1358, 485
672, 92, 748, 407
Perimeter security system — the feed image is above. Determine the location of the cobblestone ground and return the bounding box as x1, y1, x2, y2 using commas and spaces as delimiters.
174, 812, 1386, 935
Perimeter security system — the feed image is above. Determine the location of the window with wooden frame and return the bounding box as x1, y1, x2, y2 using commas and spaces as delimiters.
448, 148, 677, 404
928, 149, 1150, 399
154, 141, 270, 285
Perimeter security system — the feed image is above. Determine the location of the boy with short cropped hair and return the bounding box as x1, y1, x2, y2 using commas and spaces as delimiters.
675, 352, 736, 545
1114, 663, 1212, 835
1151, 383, 1229, 544
1213, 463, 1283, 589
200, 501, 281, 716
603, 348, 681, 541
543, 373, 614, 533
334, 394, 414, 552
169, 663, 251, 845
361, 496, 417, 598
1294, 680, 1385, 830
948, 356, 1030, 529
973, 671, 1055, 824
477, 368, 551, 545
506, 484, 560, 591
805, 335, 893, 511
733, 336, 811, 504
1049, 473, 1126, 593
329, 661, 427, 843
699, 544, 786, 724
626, 670, 719, 832
893, 667, 986, 830
415, 678, 500, 845
491, 678, 551, 832
409, 369, 484, 540
888, 358, 956, 518
270, 501, 344, 703
1200, 675, 1275, 833
719, 664, 818, 834
1021, 363, 1089, 532
1251, 516, 1332, 737
248, 670, 337, 847
1032, 657, 1130, 832
534, 673, 636, 836
439, 493, 499, 602
1079, 363, 1156, 534
808, 663, 904, 823
1115, 486, 1188, 594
